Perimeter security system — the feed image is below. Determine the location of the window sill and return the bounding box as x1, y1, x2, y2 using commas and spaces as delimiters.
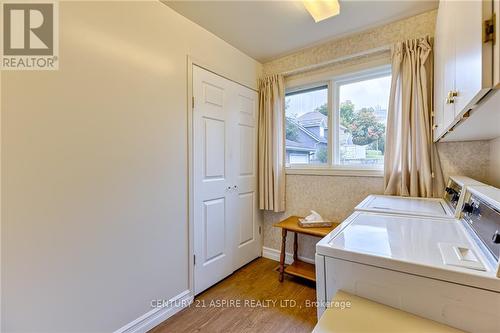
285, 167, 384, 177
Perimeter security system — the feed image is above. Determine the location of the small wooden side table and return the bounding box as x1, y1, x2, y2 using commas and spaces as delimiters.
274, 216, 338, 282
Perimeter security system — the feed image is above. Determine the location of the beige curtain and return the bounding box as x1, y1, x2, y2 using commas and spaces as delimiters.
384, 36, 444, 198
258, 74, 286, 212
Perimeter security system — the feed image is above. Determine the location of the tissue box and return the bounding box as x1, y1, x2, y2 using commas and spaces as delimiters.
298, 218, 334, 228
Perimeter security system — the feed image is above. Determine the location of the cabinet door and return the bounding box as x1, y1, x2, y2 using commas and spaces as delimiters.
495, 0, 500, 88
442, 0, 456, 132
433, 1, 446, 141
454, 0, 493, 117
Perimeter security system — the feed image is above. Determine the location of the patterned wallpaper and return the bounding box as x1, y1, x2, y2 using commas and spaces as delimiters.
489, 138, 500, 188
285, 50, 390, 83
262, 10, 437, 76
260, 9, 494, 262
263, 175, 384, 260
437, 140, 491, 184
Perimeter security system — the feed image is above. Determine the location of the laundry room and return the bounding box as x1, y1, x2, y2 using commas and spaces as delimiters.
1, 1, 499, 333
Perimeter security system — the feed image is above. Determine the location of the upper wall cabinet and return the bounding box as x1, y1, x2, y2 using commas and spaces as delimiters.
496, 0, 500, 88
433, 0, 499, 142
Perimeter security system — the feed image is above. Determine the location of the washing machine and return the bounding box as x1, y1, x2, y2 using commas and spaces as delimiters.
316, 185, 500, 332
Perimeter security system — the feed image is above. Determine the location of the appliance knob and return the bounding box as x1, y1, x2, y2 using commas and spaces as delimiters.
445, 187, 454, 194
463, 203, 474, 214
452, 193, 459, 202
493, 231, 500, 244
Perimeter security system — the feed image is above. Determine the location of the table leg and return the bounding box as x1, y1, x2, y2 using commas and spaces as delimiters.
279, 229, 287, 282
293, 232, 298, 262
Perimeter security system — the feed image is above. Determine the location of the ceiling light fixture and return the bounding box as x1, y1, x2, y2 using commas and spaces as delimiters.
303, 0, 340, 23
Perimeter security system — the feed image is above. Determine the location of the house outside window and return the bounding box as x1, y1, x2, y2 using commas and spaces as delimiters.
284, 65, 391, 175
285, 85, 329, 166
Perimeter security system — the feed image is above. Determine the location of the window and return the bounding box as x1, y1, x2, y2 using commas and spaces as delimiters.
285, 85, 328, 166
335, 70, 391, 167
285, 65, 391, 174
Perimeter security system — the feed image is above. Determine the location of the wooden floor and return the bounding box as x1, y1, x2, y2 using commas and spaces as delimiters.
151, 258, 318, 333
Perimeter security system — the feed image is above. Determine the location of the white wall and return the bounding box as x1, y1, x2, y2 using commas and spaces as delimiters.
1, 1, 261, 332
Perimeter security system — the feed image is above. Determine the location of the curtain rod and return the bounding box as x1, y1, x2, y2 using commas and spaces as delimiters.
279, 45, 392, 77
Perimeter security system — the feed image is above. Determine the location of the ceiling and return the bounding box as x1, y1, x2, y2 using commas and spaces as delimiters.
164, 1, 438, 63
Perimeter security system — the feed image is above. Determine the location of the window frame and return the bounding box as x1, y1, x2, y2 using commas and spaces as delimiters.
284, 64, 391, 177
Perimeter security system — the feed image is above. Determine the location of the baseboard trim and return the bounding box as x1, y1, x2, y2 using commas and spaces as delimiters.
114, 289, 193, 333
262, 246, 315, 265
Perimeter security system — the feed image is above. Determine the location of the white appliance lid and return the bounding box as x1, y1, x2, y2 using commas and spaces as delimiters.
328, 213, 469, 265
355, 195, 453, 218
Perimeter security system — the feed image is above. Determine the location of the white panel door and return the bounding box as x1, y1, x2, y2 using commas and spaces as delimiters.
193, 66, 234, 294
232, 85, 261, 268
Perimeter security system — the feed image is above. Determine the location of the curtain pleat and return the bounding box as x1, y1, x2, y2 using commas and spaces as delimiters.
384, 36, 444, 197
258, 74, 286, 212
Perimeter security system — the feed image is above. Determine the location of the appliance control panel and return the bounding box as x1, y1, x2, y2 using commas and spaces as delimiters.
462, 193, 500, 263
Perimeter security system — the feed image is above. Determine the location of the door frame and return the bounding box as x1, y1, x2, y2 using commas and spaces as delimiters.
186, 56, 258, 296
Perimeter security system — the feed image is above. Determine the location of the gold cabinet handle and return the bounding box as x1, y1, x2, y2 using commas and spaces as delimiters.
445, 91, 458, 104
